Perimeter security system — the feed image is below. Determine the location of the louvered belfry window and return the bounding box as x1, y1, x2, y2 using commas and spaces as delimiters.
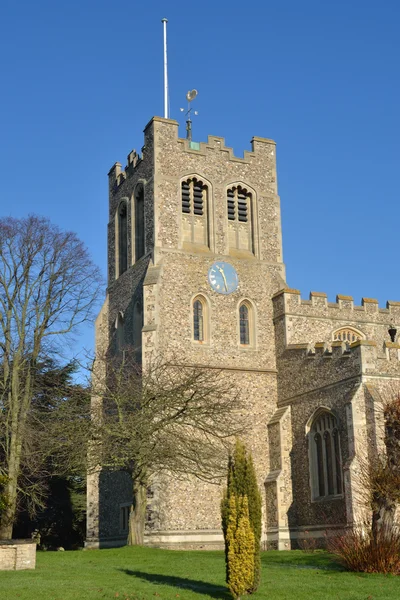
181, 179, 204, 215
227, 186, 249, 222
227, 189, 235, 220
181, 181, 191, 213
227, 185, 253, 254
181, 178, 208, 247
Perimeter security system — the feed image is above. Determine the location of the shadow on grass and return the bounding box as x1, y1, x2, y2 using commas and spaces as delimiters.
120, 569, 231, 599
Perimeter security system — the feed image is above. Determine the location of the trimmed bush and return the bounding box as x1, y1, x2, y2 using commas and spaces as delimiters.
221, 440, 262, 594
227, 494, 255, 599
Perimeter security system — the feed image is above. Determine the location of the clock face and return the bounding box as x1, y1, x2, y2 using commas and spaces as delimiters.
208, 261, 238, 295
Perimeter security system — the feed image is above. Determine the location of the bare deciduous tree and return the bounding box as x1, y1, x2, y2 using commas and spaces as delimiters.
0, 215, 102, 538
92, 353, 247, 545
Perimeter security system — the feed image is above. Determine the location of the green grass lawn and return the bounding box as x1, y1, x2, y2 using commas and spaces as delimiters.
0, 546, 399, 600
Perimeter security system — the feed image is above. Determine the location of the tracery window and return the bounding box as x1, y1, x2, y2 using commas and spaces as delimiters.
181, 178, 209, 247
333, 328, 363, 345
118, 201, 128, 276
310, 411, 343, 500
227, 185, 253, 254
135, 185, 145, 261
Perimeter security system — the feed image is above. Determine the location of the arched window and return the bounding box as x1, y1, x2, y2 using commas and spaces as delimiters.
115, 311, 124, 353
192, 295, 209, 343
135, 185, 145, 261
118, 201, 128, 276
333, 327, 363, 345
239, 301, 255, 346
239, 304, 249, 345
193, 299, 204, 342
309, 411, 343, 500
133, 299, 143, 364
227, 185, 253, 254
181, 178, 209, 248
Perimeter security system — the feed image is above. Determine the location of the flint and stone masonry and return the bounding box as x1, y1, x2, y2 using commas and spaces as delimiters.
86, 116, 400, 550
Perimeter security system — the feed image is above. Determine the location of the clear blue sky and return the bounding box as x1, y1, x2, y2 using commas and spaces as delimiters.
1, 0, 400, 357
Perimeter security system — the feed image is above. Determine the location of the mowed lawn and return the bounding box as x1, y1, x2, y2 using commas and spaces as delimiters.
1, 546, 400, 600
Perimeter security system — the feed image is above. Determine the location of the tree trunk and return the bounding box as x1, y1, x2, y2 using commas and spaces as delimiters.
0, 451, 20, 539
371, 508, 381, 546
127, 480, 147, 546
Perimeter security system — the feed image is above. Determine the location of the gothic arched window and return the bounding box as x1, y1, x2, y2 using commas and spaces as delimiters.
333, 327, 363, 345
118, 201, 128, 276
193, 298, 204, 342
135, 185, 145, 261
310, 411, 343, 500
227, 185, 253, 254
239, 301, 255, 346
239, 304, 249, 345
181, 178, 209, 248
192, 295, 209, 343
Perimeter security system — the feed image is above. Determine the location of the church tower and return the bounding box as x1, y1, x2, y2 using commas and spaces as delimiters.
86, 116, 287, 548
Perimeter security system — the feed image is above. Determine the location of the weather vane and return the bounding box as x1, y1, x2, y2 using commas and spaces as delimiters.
180, 90, 198, 141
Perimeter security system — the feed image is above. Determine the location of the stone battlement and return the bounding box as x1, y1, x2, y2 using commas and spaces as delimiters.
176, 133, 276, 163
278, 339, 400, 405
273, 288, 400, 321
108, 116, 276, 189
285, 339, 400, 370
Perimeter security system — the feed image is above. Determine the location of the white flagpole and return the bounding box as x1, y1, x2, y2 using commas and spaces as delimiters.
162, 18, 169, 119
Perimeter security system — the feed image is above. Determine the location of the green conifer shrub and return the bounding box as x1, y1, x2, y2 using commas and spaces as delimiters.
221, 440, 262, 594
227, 494, 255, 599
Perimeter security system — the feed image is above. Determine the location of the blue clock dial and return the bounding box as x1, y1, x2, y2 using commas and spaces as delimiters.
208, 262, 238, 295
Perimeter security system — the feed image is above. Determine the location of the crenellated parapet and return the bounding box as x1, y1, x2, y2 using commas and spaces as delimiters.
176, 133, 276, 164
278, 338, 400, 404
108, 148, 143, 190
273, 288, 400, 320
273, 288, 400, 356
108, 116, 277, 192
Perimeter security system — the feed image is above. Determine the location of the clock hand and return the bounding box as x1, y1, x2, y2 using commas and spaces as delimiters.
216, 266, 228, 291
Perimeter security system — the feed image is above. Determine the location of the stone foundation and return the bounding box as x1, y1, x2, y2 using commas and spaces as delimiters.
0, 540, 36, 570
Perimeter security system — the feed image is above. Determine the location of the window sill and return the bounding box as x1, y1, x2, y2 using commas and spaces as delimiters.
311, 494, 344, 503
192, 341, 210, 347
